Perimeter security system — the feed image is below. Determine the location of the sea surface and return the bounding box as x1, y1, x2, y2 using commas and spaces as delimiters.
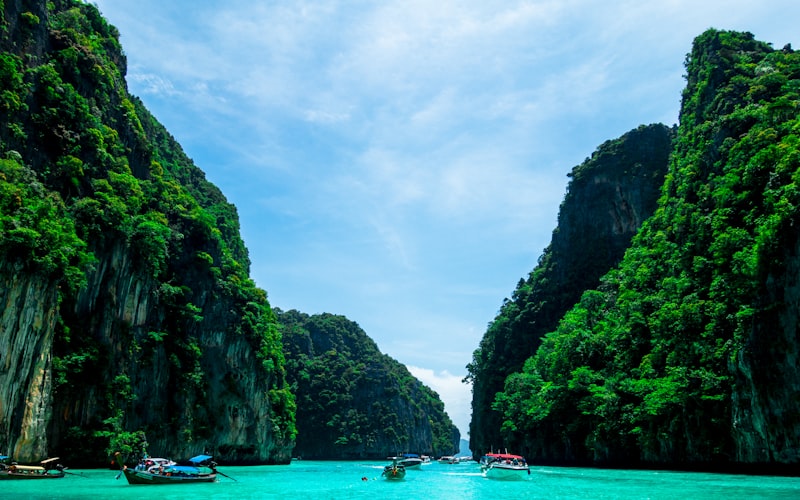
4, 459, 800, 499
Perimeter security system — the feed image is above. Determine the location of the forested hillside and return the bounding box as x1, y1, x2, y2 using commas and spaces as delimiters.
0, 0, 295, 465
479, 30, 800, 471
278, 309, 460, 459
467, 124, 674, 456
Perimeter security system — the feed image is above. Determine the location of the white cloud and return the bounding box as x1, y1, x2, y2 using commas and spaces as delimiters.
128, 73, 179, 97
407, 366, 472, 439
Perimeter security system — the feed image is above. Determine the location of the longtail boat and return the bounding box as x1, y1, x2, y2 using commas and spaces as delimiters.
117, 452, 219, 484
0, 457, 66, 479
380, 457, 407, 480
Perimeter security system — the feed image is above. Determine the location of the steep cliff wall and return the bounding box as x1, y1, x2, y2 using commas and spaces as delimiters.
0, 0, 294, 465
0, 262, 58, 462
279, 310, 460, 459
731, 162, 800, 466
468, 124, 673, 455
674, 30, 800, 468
483, 30, 800, 472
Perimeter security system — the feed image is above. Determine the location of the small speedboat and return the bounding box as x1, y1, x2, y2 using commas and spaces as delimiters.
397, 453, 423, 469
480, 453, 530, 480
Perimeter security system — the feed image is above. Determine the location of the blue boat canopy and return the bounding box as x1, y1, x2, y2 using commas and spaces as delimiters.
403, 453, 419, 458
169, 465, 201, 473
189, 454, 213, 464
0, 455, 8, 460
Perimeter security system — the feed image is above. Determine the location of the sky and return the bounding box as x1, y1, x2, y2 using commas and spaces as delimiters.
91, 0, 798, 439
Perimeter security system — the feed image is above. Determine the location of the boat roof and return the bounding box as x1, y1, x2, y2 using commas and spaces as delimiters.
483, 453, 525, 459
40, 457, 60, 464
168, 465, 202, 473
189, 454, 213, 464
10, 465, 46, 471
402, 453, 420, 458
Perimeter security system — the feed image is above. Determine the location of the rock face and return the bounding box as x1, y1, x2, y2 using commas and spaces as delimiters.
472, 30, 800, 471
468, 124, 674, 456
0, 263, 58, 461
278, 310, 460, 459
0, 0, 294, 465
555, 125, 675, 267
48, 238, 292, 465
730, 156, 800, 466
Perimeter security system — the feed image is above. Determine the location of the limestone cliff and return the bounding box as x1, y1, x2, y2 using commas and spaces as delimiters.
480, 31, 800, 472
278, 310, 460, 459
468, 124, 674, 456
0, 262, 58, 461
0, 0, 294, 465
733, 233, 800, 464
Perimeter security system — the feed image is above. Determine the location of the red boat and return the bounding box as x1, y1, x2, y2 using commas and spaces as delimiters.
479, 452, 530, 480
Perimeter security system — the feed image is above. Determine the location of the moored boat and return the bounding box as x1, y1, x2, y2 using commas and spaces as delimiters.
397, 453, 423, 469
480, 452, 530, 480
438, 455, 458, 464
117, 452, 219, 484
135, 456, 178, 472
381, 457, 407, 480
0, 457, 66, 479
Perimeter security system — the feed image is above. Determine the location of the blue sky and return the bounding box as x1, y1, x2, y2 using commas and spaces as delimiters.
92, 0, 798, 438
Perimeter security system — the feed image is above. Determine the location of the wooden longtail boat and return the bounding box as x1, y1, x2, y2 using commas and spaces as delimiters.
381, 457, 407, 480
0, 457, 66, 479
117, 453, 220, 484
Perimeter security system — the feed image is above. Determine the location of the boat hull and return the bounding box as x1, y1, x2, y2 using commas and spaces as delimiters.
484, 464, 530, 480
381, 466, 406, 480
0, 471, 64, 479
122, 468, 217, 484
398, 459, 423, 469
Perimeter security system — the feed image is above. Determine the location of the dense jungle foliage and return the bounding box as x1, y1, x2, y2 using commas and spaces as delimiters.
277, 309, 460, 459
0, 0, 295, 460
467, 124, 674, 456
484, 30, 800, 468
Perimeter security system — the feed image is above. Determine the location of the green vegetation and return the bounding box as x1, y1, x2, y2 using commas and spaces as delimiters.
278, 309, 459, 459
467, 123, 674, 458
0, 155, 90, 290
0, 0, 294, 463
478, 30, 800, 468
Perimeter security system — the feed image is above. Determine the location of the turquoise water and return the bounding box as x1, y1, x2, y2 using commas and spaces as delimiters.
3, 460, 799, 499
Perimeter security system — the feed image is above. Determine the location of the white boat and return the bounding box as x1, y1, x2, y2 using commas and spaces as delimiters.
438, 455, 458, 464
480, 453, 530, 480
396, 453, 423, 469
